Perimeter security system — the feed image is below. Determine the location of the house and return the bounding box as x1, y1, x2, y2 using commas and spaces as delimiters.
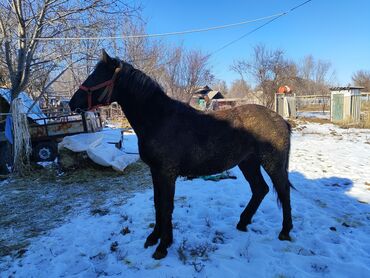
189, 86, 224, 110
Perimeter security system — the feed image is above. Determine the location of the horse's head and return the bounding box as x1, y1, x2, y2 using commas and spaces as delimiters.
69, 50, 124, 112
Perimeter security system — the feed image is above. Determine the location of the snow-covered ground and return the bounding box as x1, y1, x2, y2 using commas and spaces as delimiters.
296, 111, 330, 119
1, 122, 370, 277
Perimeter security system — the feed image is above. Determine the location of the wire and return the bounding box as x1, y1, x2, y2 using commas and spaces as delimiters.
210, 0, 313, 56
0, 13, 285, 41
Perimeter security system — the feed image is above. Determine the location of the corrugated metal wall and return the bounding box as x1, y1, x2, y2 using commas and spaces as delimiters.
351, 95, 361, 122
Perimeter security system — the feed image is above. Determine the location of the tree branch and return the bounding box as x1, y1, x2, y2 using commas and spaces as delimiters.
27, 58, 82, 113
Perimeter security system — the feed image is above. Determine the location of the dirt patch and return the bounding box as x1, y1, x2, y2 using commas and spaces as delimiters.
296, 117, 331, 125
0, 160, 151, 258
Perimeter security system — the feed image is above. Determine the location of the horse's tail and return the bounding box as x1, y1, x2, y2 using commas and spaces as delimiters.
285, 120, 296, 190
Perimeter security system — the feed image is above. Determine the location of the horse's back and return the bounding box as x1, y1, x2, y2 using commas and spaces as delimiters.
211, 104, 291, 161
212, 104, 290, 140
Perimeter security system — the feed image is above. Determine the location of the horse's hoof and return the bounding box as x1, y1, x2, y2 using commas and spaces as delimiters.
152, 249, 168, 260
278, 232, 291, 241
236, 222, 247, 232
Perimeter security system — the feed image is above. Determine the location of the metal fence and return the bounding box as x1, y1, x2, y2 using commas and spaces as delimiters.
295, 95, 330, 119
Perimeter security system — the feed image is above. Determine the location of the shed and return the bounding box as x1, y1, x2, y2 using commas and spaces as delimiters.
330, 86, 363, 122
275, 93, 297, 118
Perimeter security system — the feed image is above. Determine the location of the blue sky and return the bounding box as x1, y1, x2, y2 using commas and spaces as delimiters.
140, 0, 370, 87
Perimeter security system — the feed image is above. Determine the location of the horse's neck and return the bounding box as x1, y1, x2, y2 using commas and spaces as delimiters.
118, 89, 172, 138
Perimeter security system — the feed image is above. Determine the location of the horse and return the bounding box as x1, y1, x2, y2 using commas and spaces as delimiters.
69, 50, 294, 260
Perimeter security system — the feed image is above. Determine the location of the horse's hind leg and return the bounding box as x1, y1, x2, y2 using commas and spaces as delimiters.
237, 157, 269, 232
264, 164, 293, 241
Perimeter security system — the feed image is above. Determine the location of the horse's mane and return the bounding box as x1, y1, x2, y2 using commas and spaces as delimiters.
118, 59, 166, 100
115, 58, 197, 116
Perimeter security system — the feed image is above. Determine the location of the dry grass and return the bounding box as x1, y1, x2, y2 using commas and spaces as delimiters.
361, 102, 370, 111
0, 160, 151, 258
290, 117, 331, 126
336, 117, 370, 129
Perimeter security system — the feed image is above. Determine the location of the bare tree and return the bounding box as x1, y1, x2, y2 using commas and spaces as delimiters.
0, 0, 139, 173
211, 79, 228, 94
182, 50, 214, 96
82, 16, 215, 104
162, 47, 214, 102
296, 55, 333, 95
300, 55, 315, 81
0, 65, 8, 86
231, 44, 295, 108
352, 70, 370, 91
315, 59, 332, 84
228, 79, 251, 98
119, 18, 165, 77
0, 0, 140, 99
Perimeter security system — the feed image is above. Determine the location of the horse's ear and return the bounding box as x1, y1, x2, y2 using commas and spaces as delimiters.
101, 49, 112, 65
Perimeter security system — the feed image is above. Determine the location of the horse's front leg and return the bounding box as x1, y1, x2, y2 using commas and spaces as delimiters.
144, 183, 161, 248
149, 168, 176, 260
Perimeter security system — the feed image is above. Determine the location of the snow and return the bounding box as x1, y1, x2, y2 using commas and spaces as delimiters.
1, 122, 370, 277
297, 111, 330, 119
58, 129, 139, 172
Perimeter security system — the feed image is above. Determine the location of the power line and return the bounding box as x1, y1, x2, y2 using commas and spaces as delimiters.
1, 13, 285, 41
210, 0, 313, 56
0, 0, 313, 65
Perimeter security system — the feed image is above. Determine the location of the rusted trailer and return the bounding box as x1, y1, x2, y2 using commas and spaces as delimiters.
0, 112, 102, 163
29, 112, 103, 161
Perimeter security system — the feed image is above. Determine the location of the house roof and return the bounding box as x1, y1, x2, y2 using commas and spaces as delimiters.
206, 90, 223, 99
0, 88, 46, 121
192, 86, 224, 99
193, 85, 211, 94
330, 86, 364, 91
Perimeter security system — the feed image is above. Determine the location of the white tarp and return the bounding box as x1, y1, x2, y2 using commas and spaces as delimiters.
59, 129, 139, 172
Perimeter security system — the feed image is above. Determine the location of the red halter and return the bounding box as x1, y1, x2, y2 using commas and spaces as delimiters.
79, 66, 122, 110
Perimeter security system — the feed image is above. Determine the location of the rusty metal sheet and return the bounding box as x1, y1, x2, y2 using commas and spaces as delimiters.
29, 126, 47, 138
29, 112, 102, 140
45, 121, 85, 136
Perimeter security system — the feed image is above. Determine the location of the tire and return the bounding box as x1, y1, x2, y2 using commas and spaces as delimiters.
33, 141, 58, 162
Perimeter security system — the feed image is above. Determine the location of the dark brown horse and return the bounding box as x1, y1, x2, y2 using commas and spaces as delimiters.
69, 50, 293, 260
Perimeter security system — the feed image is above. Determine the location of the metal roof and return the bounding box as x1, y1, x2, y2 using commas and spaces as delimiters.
206, 90, 223, 100
330, 86, 364, 91
0, 88, 46, 121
